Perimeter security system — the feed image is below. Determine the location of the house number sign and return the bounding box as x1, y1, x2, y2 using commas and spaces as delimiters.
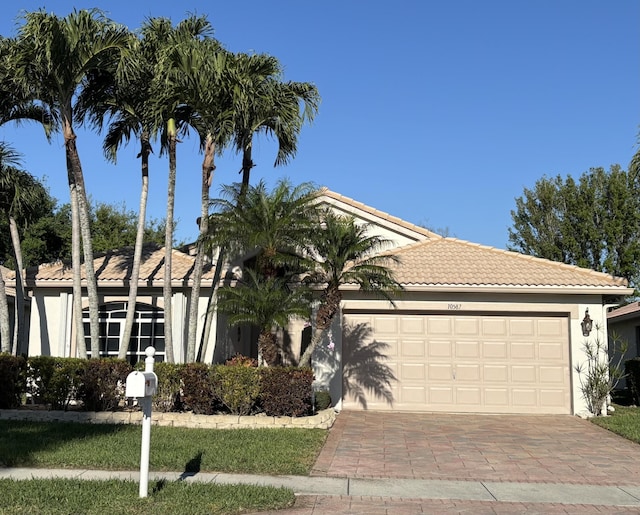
448, 303, 462, 310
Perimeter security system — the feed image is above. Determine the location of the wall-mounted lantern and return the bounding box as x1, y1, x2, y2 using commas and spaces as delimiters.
581, 308, 593, 337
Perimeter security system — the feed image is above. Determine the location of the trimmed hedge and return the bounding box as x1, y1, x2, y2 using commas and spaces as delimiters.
77, 359, 131, 411
0, 354, 27, 409
28, 356, 85, 410
0, 354, 318, 417
260, 367, 314, 417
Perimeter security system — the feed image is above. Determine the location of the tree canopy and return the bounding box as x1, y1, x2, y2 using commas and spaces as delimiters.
508, 164, 640, 292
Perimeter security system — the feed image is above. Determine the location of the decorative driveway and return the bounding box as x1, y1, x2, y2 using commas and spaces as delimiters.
311, 411, 640, 485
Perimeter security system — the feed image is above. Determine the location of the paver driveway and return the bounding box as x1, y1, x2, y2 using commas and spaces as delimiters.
311, 411, 640, 485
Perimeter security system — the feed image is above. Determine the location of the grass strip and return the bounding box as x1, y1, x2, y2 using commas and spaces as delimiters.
0, 420, 327, 475
0, 477, 295, 515
590, 405, 640, 444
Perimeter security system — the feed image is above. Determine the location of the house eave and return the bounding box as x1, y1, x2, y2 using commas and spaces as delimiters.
340, 283, 633, 296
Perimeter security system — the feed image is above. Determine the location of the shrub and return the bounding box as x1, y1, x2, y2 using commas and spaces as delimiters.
180, 363, 218, 415
314, 389, 332, 411
77, 359, 131, 411
0, 354, 27, 409
151, 362, 183, 412
212, 364, 260, 416
259, 367, 314, 417
225, 354, 258, 368
625, 358, 640, 405
575, 326, 627, 416
28, 357, 85, 410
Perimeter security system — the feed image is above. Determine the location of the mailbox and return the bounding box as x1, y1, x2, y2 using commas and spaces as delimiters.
125, 371, 158, 398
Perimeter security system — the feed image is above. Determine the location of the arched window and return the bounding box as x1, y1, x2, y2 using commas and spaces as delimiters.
83, 302, 165, 364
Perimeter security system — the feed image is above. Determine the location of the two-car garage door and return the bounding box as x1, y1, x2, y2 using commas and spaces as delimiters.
342, 313, 571, 414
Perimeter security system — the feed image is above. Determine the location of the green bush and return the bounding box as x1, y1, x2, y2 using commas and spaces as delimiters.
180, 363, 218, 415
625, 358, 640, 405
151, 362, 183, 412
28, 357, 85, 410
259, 367, 313, 417
0, 354, 27, 409
314, 389, 332, 411
77, 359, 131, 411
212, 364, 260, 416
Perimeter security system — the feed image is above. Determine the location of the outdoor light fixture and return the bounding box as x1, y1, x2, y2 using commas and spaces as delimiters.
581, 308, 593, 337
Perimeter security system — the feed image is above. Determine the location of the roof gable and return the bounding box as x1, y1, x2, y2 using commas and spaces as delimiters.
317, 188, 440, 249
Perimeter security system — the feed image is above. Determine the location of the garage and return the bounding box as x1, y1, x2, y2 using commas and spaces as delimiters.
342, 312, 571, 414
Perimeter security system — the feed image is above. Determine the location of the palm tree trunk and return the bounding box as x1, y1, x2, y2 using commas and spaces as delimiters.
119, 135, 151, 360
186, 133, 214, 363
163, 119, 177, 363
8, 216, 25, 355
198, 146, 252, 362
298, 288, 341, 367
259, 330, 279, 367
70, 184, 87, 359
0, 266, 11, 353
64, 120, 100, 358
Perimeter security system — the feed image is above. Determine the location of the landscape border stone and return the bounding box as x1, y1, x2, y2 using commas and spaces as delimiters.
0, 407, 336, 430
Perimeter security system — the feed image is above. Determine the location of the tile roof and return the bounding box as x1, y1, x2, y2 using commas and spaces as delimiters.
383, 237, 629, 290
24, 244, 215, 286
607, 302, 640, 320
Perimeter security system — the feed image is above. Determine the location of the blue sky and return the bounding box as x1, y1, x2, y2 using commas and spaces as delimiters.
0, 1, 638, 249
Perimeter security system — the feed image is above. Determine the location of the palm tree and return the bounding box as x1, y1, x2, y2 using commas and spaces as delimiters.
204, 179, 318, 364
78, 24, 168, 361
0, 156, 50, 355
217, 268, 311, 366
298, 211, 402, 368
11, 9, 130, 358
208, 179, 319, 279
198, 59, 320, 360
146, 15, 217, 363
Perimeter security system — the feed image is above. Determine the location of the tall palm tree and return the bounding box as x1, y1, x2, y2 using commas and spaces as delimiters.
146, 15, 216, 363
198, 59, 320, 360
78, 26, 167, 361
11, 9, 130, 358
217, 268, 311, 366
298, 211, 402, 368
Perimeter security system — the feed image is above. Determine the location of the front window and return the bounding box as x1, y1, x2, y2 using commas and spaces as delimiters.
83, 302, 165, 364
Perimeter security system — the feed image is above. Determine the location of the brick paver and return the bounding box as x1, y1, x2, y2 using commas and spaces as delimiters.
311, 412, 640, 485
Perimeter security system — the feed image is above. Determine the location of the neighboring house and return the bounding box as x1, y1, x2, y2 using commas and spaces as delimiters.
607, 302, 640, 389
4, 189, 632, 416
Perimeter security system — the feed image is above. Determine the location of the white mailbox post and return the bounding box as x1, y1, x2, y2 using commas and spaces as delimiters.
125, 346, 158, 498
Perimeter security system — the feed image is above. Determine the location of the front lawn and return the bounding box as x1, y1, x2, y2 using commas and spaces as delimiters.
0, 478, 295, 515
590, 405, 640, 443
0, 420, 327, 475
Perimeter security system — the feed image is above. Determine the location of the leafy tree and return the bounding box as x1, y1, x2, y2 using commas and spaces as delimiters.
11, 9, 131, 358
508, 165, 640, 291
298, 211, 402, 367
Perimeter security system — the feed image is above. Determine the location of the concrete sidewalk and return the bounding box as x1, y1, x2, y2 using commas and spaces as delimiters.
2, 467, 640, 510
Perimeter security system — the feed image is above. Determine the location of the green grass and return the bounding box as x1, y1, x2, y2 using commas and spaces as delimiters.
590, 405, 640, 443
0, 478, 295, 515
0, 420, 327, 475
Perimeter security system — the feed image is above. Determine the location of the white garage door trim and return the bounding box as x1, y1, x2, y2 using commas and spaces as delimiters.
342, 311, 571, 414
